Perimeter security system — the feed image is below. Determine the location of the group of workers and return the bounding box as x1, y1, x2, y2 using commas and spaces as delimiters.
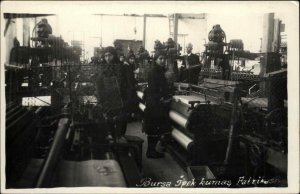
94, 42, 201, 158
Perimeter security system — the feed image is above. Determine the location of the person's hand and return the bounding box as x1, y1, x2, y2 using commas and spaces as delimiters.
160, 97, 172, 104
163, 98, 172, 104
177, 60, 184, 68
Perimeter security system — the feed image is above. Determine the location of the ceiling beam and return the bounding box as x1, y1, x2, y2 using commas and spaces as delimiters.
93, 13, 167, 18
3, 13, 55, 19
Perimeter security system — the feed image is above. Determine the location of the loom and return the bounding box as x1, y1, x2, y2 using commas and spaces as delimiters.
137, 78, 238, 167
5, 20, 143, 187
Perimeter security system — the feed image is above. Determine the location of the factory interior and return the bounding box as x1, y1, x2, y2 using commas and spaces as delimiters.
2, 4, 291, 190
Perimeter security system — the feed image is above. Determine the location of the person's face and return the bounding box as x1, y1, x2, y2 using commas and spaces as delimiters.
119, 56, 125, 62
104, 52, 114, 64
155, 55, 166, 67
129, 57, 135, 64
186, 46, 192, 54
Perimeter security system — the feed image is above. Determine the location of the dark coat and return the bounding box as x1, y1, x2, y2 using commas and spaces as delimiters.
219, 58, 231, 80
95, 63, 133, 115
144, 64, 170, 135
145, 65, 169, 107
184, 53, 200, 66
123, 63, 138, 112
178, 65, 201, 85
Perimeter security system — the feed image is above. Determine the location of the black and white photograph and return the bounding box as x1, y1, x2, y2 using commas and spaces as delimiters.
0, 1, 299, 193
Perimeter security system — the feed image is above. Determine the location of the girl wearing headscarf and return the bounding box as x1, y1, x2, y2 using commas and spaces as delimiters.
95, 46, 131, 142
126, 52, 138, 72
144, 51, 171, 158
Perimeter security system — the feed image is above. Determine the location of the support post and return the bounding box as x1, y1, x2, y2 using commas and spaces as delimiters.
260, 13, 274, 97
143, 14, 146, 48
272, 19, 281, 53
261, 13, 274, 53
23, 18, 30, 46
173, 13, 179, 45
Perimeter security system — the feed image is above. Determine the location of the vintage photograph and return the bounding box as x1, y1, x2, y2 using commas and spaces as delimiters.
0, 1, 299, 193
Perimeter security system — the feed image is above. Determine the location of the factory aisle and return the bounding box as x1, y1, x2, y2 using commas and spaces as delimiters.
126, 121, 188, 187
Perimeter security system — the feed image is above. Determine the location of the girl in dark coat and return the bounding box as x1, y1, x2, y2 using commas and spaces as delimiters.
95, 46, 131, 142
144, 51, 171, 158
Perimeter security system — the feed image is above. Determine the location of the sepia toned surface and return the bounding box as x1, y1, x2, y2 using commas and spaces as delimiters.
0, 1, 299, 194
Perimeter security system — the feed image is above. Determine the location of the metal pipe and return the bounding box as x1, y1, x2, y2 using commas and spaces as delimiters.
6, 107, 26, 124
6, 109, 29, 130
248, 84, 257, 95
35, 107, 44, 115
104, 152, 116, 160
224, 91, 238, 165
171, 128, 194, 151
36, 118, 70, 188
6, 104, 20, 113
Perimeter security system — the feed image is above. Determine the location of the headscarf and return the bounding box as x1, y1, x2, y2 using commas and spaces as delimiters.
153, 50, 167, 61
103, 46, 118, 63
126, 52, 136, 61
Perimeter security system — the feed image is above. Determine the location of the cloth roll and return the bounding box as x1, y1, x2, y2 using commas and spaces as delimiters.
169, 110, 187, 128
171, 128, 194, 151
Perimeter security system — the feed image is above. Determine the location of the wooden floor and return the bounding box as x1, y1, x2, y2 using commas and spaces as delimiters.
126, 121, 188, 186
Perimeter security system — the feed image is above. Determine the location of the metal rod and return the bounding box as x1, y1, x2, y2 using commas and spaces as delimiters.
224, 91, 238, 165
36, 118, 70, 188
143, 14, 146, 48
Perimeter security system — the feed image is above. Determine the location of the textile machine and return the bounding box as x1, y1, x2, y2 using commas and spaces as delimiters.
5, 18, 143, 188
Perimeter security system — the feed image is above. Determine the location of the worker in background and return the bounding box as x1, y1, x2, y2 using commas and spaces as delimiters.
182, 43, 202, 84
37, 18, 52, 38
184, 43, 200, 67
124, 52, 138, 121
176, 55, 186, 82
119, 54, 126, 64
113, 40, 124, 58
219, 52, 231, 80
144, 51, 171, 158
95, 46, 131, 143
126, 52, 138, 73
